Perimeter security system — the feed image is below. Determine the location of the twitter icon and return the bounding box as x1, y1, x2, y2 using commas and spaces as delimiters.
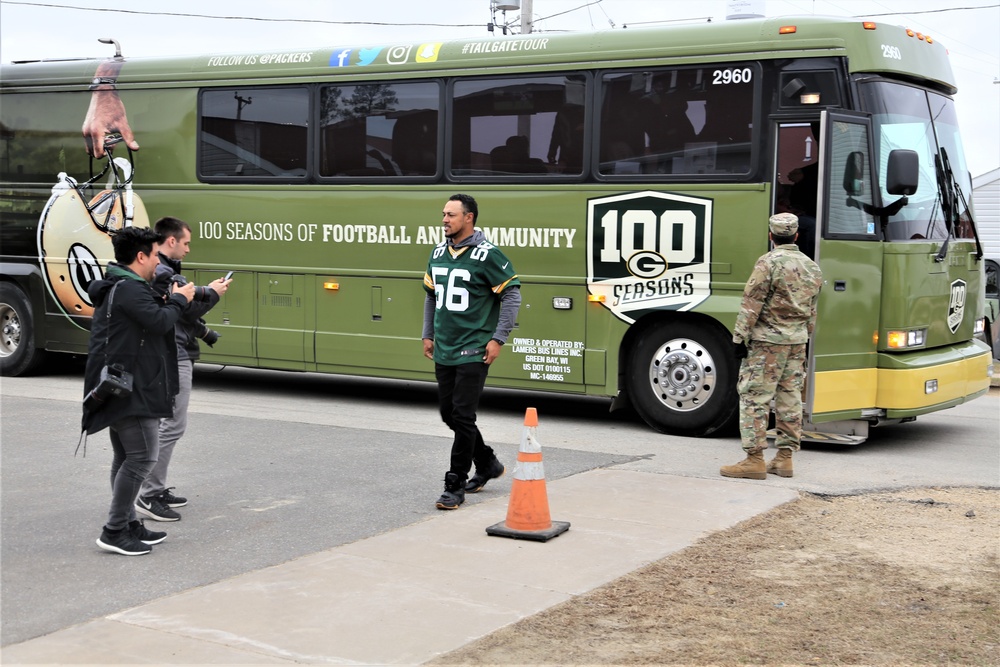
357, 47, 382, 66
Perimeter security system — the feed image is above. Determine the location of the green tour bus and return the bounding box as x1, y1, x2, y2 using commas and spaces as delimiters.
0, 15, 992, 440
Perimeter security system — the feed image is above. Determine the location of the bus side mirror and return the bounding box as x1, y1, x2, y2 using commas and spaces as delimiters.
886, 149, 919, 195
842, 151, 865, 196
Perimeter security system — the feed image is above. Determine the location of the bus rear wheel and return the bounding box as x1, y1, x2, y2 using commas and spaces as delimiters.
626, 319, 738, 436
0, 283, 46, 376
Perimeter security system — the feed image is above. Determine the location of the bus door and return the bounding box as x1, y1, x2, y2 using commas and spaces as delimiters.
808, 110, 883, 428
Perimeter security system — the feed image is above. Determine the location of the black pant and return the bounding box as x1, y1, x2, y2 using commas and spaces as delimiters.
107, 416, 159, 530
435, 361, 496, 481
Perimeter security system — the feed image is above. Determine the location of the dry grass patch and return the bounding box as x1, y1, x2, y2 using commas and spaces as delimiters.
432, 487, 999, 666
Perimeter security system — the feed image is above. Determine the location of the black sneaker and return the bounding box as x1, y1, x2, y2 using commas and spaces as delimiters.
136, 494, 181, 521
159, 487, 188, 508
465, 458, 506, 493
129, 519, 167, 545
97, 526, 151, 556
435, 472, 466, 510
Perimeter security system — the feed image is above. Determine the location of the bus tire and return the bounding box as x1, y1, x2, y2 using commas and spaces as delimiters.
625, 319, 738, 437
0, 283, 46, 377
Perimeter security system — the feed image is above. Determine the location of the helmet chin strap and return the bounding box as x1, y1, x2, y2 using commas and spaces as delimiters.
112, 156, 135, 225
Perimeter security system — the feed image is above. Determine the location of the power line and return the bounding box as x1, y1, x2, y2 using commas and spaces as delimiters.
0, 1, 482, 27
856, 3, 999, 17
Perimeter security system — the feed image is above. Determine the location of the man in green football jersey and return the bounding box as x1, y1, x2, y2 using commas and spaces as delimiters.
422, 194, 522, 510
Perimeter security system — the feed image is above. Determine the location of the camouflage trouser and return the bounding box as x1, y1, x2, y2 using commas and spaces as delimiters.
737, 342, 807, 453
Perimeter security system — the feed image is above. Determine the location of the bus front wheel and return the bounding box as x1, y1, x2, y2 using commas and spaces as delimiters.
0, 283, 46, 376
626, 320, 738, 436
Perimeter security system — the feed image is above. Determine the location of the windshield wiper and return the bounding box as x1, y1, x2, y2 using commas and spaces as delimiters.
934, 150, 955, 262
935, 148, 983, 263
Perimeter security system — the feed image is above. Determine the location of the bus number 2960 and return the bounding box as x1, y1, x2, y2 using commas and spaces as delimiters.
712, 68, 752, 84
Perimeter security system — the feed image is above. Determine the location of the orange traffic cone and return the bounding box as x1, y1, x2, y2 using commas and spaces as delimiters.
486, 407, 570, 542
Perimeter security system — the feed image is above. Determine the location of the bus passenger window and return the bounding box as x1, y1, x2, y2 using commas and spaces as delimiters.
319, 81, 440, 178
450, 74, 587, 177
598, 65, 755, 178
199, 87, 308, 180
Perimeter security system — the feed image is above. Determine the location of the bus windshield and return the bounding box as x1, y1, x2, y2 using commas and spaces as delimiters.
859, 80, 973, 242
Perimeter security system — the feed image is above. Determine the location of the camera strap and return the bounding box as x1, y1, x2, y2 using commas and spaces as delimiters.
102, 279, 122, 365
76, 279, 123, 458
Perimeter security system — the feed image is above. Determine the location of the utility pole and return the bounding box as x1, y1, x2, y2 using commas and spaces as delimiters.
516, 0, 533, 141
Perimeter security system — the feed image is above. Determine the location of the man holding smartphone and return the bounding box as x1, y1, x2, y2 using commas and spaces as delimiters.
84, 226, 195, 555
135, 216, 231, 522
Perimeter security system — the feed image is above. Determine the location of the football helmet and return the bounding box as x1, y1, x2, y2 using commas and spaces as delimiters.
37, 150, 149, 320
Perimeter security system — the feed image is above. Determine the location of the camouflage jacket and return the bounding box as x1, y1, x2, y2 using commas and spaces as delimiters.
733, 244, 823, 345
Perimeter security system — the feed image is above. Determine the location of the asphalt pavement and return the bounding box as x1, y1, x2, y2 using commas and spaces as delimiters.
1, 364, 997, 664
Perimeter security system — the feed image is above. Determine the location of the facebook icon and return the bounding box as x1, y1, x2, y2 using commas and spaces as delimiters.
329, 48, 352, 67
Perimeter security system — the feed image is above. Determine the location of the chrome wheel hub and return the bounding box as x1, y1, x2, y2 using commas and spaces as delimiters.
647, 337, 717, 412
0, 303, 21, 357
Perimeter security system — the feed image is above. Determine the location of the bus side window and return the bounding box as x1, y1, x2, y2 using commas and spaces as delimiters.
200, 87, 309, 180
319, 81, 440, 179
598, 64, 755, 177
450, 74, 587, 178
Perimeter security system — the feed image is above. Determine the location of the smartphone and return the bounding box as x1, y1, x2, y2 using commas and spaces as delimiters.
224, 271, 234, 281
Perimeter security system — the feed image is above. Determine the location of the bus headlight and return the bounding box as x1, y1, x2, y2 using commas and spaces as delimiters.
973, 318, 985, 335
887, 328, 926, 349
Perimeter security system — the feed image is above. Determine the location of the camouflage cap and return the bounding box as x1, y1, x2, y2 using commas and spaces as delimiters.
768, 212, 798, 235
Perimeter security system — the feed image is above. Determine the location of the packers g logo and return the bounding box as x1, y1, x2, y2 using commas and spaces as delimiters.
947, 279, 966, 334
626, 250, 668, 279
37, 157, 149, 321
587, 191, 713, 324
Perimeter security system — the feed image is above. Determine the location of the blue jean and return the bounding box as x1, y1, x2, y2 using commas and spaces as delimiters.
142, 359, 192, 498
435, 362, 496, 482
107, 416, 160, 530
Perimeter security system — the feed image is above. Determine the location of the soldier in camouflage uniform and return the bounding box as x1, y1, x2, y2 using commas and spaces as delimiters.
721, 212, 823, 480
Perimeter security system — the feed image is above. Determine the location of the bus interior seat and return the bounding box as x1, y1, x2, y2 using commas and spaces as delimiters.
697, 91, 751, 173
392, 114, 437, 176
490, 135, 548, 174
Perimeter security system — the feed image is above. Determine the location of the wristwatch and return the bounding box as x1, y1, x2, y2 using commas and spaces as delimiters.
88, 76, 117, 91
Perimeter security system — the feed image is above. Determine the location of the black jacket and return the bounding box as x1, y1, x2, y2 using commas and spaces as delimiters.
152, 253, 220, 362
81, 263, 188, 435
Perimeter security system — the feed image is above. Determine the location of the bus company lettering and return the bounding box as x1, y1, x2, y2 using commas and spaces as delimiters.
320, 224, 576, 248
478, 226, 576, 249
198, 220, 575, 248
221, 221, 295, 241
257, 52, 313, 65
587, 191, 713, 324
460, 38, 550, 55
614, 273, 695, 304
207, 55, 247, 67
322, 224, 413, 244
206, 52, 313, 68
509, 338, 584, 382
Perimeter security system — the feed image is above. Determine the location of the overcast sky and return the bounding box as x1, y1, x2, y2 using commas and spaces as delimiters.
1, 0, 997, 175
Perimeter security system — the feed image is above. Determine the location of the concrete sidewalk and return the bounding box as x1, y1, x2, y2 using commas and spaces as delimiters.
2, 469, 798, 665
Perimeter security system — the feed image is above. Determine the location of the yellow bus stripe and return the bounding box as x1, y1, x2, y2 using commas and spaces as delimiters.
813, 351, 991, 413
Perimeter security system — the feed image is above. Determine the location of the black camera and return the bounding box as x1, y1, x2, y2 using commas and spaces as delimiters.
83, 363, 134, 411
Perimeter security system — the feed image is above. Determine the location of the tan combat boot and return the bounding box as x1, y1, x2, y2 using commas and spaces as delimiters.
767, 448, 794, 477
720, 450, 766, 480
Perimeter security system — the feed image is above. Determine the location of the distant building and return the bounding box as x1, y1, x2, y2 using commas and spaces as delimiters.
974, 168, 1000, 259
974, 168, 1000, 364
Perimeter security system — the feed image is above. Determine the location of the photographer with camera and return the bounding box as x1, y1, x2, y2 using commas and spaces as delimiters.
134, 216, 231, 522
83, 226, 195, 556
